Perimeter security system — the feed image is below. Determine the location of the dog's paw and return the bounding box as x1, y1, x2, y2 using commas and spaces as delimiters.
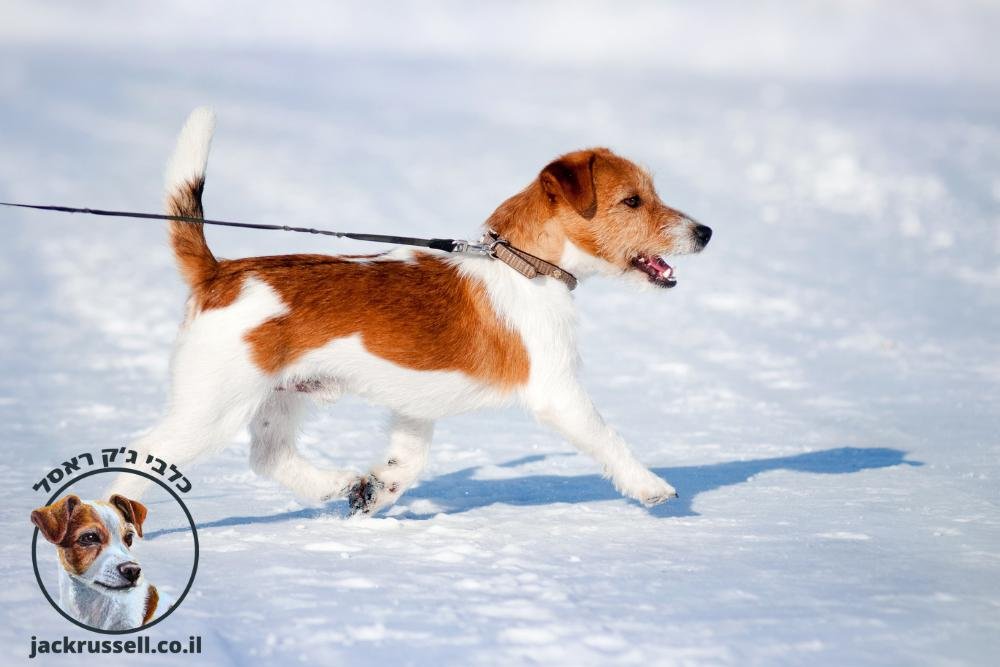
618, 471, 678, 507
640, 486, 679, 507
347, 474, 385, 516
316, 476, 360, 504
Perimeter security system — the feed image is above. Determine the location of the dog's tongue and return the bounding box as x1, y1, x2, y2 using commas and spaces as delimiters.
650, 255, 674, 279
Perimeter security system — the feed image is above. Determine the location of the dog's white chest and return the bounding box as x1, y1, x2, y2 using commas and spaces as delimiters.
59, 571, 148, 630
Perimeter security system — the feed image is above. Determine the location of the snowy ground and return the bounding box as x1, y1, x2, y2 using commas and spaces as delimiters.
1, 2, 999, 665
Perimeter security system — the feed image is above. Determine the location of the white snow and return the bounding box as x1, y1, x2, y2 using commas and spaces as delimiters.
1, 2, 999, 666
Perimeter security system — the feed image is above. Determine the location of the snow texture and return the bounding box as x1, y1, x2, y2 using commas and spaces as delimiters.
1, 2, 998, 665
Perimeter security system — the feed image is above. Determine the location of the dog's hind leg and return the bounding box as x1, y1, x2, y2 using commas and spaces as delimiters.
249, 389, 357, 504
347, 413, 433, 516
105, 310, 274, 501
104, 389, 265, 501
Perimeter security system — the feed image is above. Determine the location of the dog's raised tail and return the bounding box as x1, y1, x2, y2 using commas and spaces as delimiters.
164, 107, 217, 288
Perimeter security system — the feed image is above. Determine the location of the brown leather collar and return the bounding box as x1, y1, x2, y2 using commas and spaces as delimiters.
484, 230, 578, 291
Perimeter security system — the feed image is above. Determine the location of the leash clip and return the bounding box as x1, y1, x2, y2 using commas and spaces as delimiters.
453, 236, 500, 256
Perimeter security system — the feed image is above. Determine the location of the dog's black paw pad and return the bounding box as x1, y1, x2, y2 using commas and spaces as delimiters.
347, 475, 384, 515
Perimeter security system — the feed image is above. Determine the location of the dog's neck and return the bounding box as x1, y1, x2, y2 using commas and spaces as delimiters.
58, 567, 150, 630
485, 184, 565, 265
484, 183, 612, 282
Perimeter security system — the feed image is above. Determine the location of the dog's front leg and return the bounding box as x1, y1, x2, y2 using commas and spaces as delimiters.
348, 413, 433, 516
530, 382, 677, 506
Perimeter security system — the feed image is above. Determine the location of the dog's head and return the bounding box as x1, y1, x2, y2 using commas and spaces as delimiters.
31, 494, 147, 592
488, 147, 711, 288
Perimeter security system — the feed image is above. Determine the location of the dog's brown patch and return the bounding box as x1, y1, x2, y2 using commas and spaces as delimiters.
168, 177, 219, 289
56, 505, 108, 576
143, 585, 159, 625
109, 494, 148, 538
32, 496, 109, 576
60, 504, 108, 576
188, 254, 530, 388
31, 494, 79, 545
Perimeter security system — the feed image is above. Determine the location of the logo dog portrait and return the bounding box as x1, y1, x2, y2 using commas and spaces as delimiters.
31, 494, 160, 631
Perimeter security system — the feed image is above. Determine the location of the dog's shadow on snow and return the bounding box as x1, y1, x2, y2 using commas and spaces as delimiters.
398, 446, 921, 520
146, 446, 920, 538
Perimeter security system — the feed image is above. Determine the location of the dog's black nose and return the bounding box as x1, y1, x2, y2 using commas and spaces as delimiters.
118, 562, 141, 583
693, 224, 713, 246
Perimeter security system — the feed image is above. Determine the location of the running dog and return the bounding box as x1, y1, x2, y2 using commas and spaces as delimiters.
31, 494, 158, 630
106, 108, 712, 515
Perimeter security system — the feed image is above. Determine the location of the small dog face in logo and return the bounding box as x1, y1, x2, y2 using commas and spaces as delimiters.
32, 494, 159, 630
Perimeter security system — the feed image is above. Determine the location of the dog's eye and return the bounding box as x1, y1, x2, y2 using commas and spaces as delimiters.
622, 195, 642, 208
124, 532, 134, 547
78, 532, 100, 545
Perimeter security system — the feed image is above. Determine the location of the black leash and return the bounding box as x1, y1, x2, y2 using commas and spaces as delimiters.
0, 201, 491, 255
0, 200, 580, 289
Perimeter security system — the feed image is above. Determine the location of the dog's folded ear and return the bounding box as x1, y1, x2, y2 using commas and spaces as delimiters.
110, 494, 148, 538
540, 151, 598, 220
31, 494, 81, 544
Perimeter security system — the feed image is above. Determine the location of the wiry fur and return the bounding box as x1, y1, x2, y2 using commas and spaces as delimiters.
105, 109, 712, 515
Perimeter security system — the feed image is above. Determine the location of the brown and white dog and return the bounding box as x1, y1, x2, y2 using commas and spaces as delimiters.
106, 108, 712, 515
31, 494, 158, 630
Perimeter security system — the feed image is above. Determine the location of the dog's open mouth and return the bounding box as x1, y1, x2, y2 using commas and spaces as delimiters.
631, 254, 676, 288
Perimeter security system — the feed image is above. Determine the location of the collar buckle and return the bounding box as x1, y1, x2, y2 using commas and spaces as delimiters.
451, 239, 495, 255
